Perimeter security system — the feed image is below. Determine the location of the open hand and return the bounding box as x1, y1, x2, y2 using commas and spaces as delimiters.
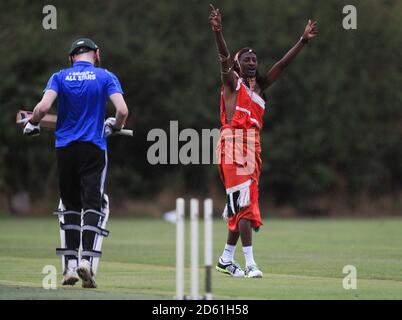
303, 20, 318, 41
209, 4, 222, 32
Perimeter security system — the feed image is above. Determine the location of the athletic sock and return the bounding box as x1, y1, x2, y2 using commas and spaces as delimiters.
67, 259, 78, 270
220, 244, 236, 263
242, 246, 256, 267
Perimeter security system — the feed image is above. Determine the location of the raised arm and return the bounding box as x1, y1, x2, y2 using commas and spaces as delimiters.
209, 4, 237, 91
263, 20, 318, 89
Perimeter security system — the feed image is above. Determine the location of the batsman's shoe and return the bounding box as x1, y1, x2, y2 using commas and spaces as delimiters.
245, 264, 263, 278
61, 268, 79, 286
216, 258, 245, 277
76, 259, 97, 288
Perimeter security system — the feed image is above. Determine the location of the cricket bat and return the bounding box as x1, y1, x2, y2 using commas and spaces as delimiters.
16, 110, 133, 136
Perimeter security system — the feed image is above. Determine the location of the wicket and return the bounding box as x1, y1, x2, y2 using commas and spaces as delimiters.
176, 198, 213, 300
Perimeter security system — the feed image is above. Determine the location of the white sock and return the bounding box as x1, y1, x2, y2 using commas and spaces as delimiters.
242, 246, 256, 267
220, 244, 236, 263
67, 259, 78, 270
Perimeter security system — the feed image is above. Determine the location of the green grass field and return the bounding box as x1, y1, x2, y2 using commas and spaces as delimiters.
0, 216, 401, 300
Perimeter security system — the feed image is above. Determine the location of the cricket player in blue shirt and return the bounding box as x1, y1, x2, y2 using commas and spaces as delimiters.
22, 38, 129, 288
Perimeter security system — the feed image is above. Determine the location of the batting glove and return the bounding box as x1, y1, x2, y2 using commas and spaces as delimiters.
103, 117, 122, 138
23, 119, 40, 136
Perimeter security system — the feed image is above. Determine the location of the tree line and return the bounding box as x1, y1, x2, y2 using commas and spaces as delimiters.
1, 0, 402, 215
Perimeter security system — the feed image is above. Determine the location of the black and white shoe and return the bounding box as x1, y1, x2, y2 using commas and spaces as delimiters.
215, 257, 245, 277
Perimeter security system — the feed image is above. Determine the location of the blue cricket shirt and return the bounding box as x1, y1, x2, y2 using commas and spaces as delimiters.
44, 61, 123, 150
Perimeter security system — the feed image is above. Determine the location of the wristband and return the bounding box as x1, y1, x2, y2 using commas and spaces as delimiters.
300, 37, 309, 44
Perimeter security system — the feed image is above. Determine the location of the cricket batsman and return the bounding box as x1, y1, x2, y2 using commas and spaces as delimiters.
209, 4, 318, 277
22, 38, 129, 288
